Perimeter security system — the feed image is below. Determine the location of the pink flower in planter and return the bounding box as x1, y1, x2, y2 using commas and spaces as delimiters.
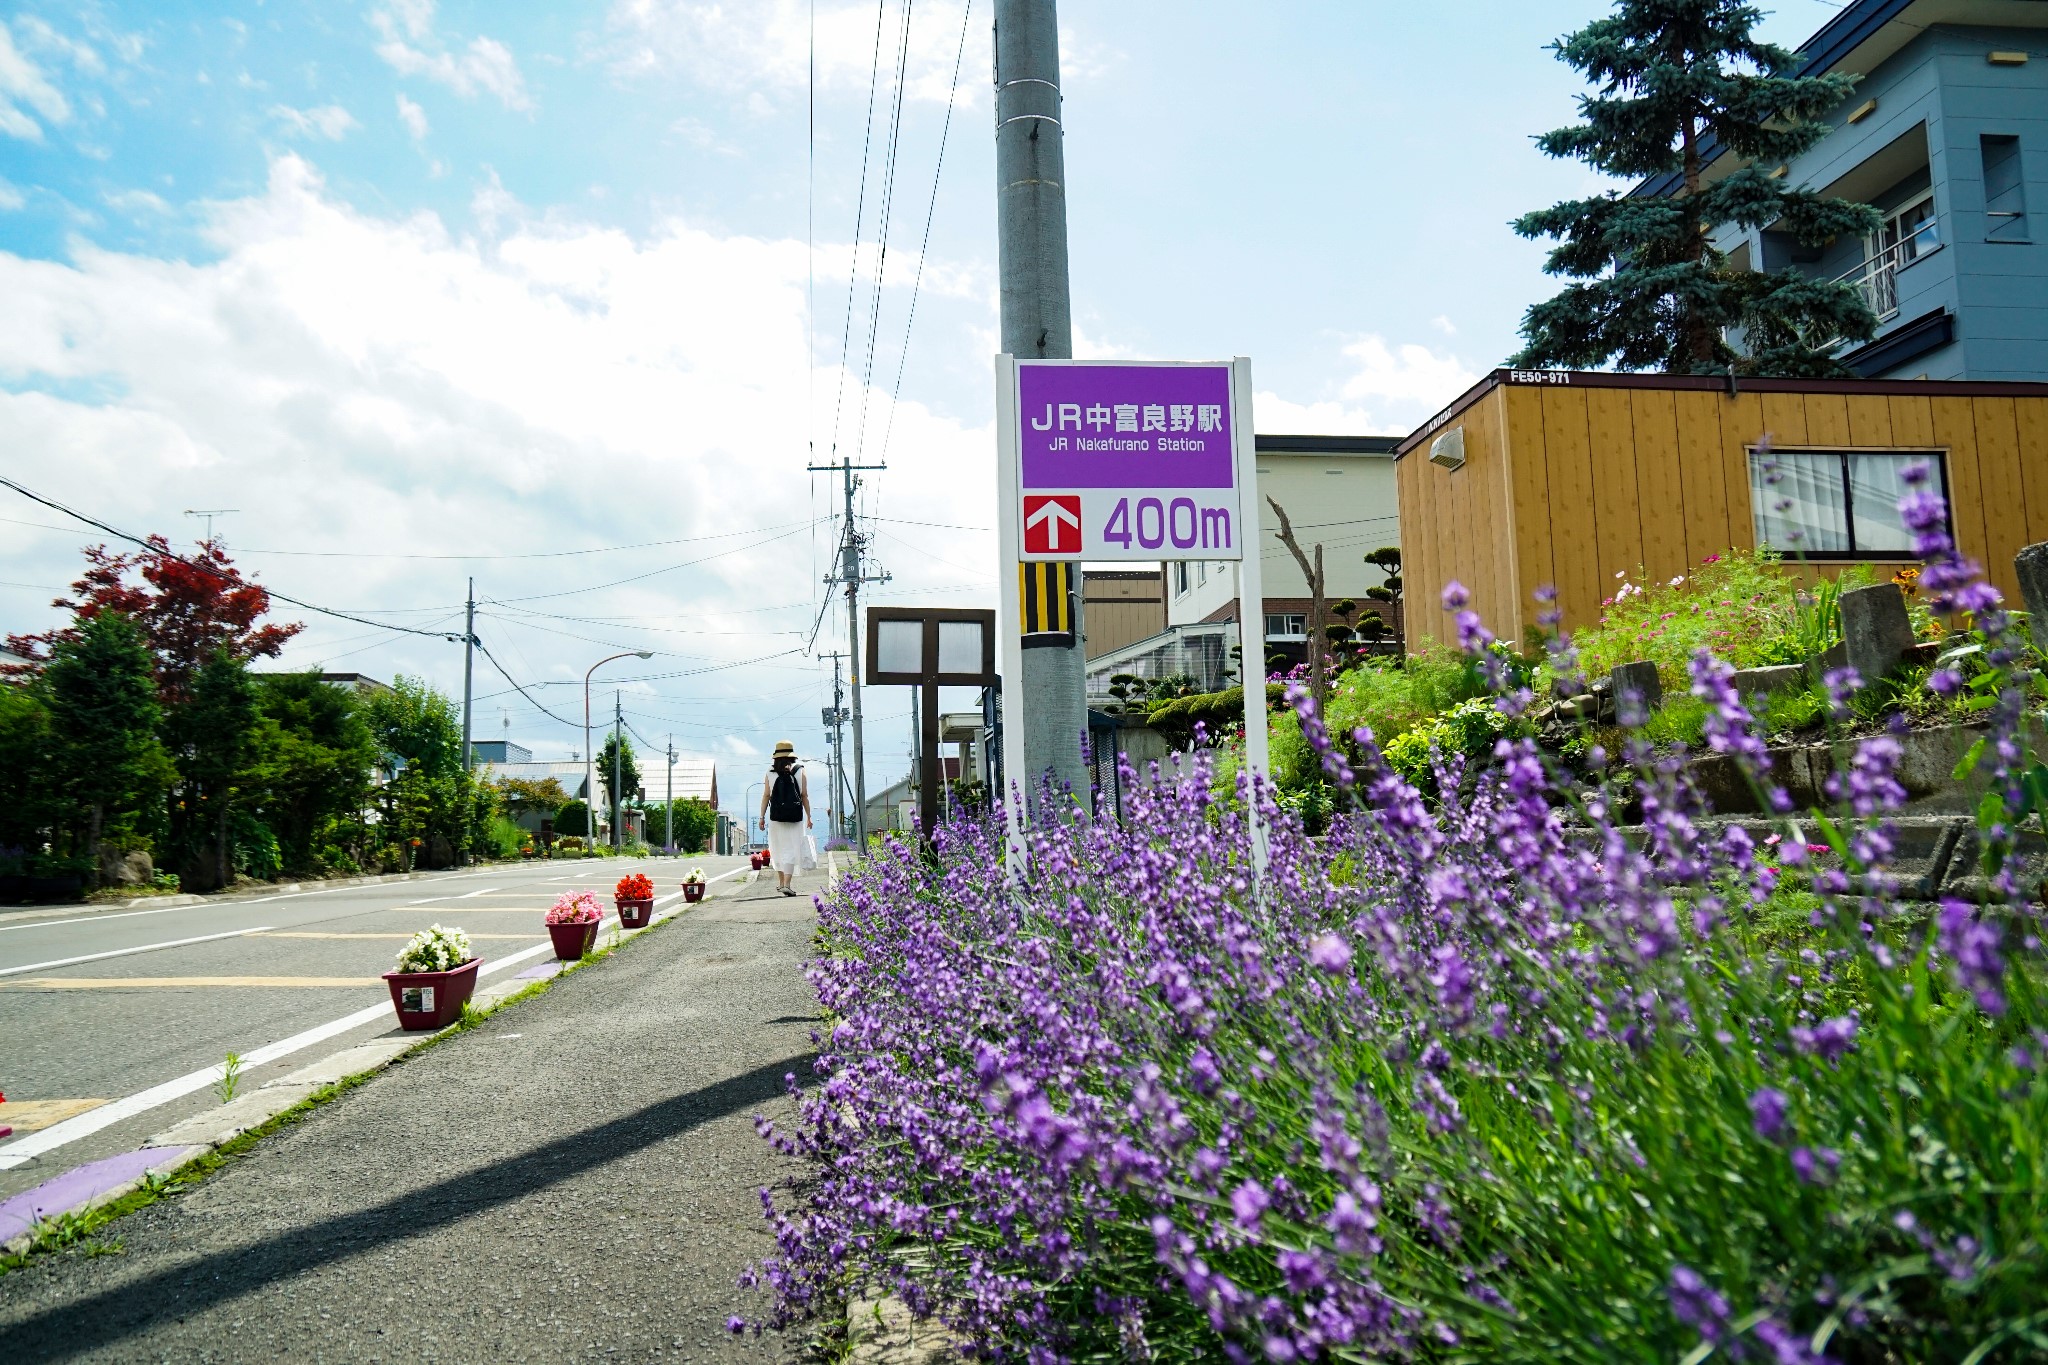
546, 890, 603, 924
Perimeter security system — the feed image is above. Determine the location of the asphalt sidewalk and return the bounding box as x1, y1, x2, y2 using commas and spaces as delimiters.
0, 862, 830, 1363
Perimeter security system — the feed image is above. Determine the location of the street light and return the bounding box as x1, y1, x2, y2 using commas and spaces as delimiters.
585, 651, 652, 846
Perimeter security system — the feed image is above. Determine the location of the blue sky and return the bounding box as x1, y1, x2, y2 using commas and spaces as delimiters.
0, 0, 1844, 818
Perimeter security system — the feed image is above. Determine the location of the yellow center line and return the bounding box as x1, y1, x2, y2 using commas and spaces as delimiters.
0, 1098, 108, 1132
0, 976, 382, 989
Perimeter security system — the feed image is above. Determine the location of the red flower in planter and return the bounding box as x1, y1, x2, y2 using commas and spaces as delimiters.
616, 873, 655, 901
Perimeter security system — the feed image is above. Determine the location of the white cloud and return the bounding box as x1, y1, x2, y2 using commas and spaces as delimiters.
396, 93, 429, 140
1252, 392, 1382, 437
104, 188, 173, 216
0, 177, 23, 211
1335, 336, 1478, 417
0, 156, 993, 767
12, 16, 103, 75
1432, 314, 1457, 336
1255, 336, 1479, 437
0, 20, 70, 141
372, 2, 532, 111
604, 0, 985, 108
270, 103, 361, 141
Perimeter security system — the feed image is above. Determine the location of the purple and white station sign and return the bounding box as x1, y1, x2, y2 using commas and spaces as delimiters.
1012, 361, 1243, 562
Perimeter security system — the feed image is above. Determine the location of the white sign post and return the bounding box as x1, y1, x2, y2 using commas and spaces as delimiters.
995, 355, 1269, 877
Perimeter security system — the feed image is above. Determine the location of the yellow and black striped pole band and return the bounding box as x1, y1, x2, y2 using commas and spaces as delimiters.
1019, 561, 1076, 649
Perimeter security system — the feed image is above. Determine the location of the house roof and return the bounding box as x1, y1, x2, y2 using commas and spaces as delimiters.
1395, 367, 2048, 457
1255, 434, 1401, 456
1631, 0, 2048, 199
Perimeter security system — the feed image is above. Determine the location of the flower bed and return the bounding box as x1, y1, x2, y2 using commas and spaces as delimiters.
739, 475, 2047, 1361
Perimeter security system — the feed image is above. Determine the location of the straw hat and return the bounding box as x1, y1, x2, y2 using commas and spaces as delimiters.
772, 740, 795, 757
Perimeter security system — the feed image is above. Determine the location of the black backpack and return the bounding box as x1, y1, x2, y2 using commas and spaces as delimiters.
769, 765, 804, 822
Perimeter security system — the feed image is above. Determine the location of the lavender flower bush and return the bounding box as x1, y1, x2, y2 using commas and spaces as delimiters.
743, 474, 2046, 1362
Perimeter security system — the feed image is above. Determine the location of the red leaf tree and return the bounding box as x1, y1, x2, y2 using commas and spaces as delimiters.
7, 538, 302, 699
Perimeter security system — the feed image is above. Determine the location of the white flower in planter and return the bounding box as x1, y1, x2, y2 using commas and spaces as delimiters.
395, 924, 472, 974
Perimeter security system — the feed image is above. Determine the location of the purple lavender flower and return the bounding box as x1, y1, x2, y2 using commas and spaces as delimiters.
1750, 1086, 1791, 1143
1789, 1014, 1858, 1063
1754, 1317, 1834, 1364
1668, 1264, 1732, 1344
1309, 933, 1352, 974
1230, 1179, 1271, 1233
1325, 1190, 1381, 1257
1938, 900, 2007, 1014
1789, 1146, 1841, 1186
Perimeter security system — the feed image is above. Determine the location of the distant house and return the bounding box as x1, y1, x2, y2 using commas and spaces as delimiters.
319, 673, 394, 697
1082, 570, 1166, 660
468, 739, 532, 764
1635, 0, 2048, 380
1085, 434, 1403, 699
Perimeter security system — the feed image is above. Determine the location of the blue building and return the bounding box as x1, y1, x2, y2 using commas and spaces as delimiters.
1639, 0, 2048, 380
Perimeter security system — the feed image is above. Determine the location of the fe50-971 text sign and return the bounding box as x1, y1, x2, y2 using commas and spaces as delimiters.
1012, 361, 1242, 562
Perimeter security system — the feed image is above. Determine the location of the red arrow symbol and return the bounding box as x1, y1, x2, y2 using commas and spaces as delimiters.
1023, 495, 1082, 553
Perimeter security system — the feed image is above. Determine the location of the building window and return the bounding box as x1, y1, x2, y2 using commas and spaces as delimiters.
1264, 613, 1306, 640
1876, 191, 1940, 264
1748, 450, 1948, 557
1982, 135, 2028, 241
1195, 560, 1207, 586
1174, 562, 1189, 596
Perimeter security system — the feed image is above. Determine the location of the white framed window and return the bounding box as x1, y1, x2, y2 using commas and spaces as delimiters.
1174, 562, 1189, 596
1872, 191, 1940, 267
1264, 613, 1306, 640
1748, 449, 1949, 558
1195, 560, 1207, 586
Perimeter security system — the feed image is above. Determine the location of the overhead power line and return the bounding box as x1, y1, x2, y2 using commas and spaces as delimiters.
829, 0, 894, 461
223, 520, 812, 561
878, 0, 973, 468
0, 476, 464, 642
469, 633, 584, 728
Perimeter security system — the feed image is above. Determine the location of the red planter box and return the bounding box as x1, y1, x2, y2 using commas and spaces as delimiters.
616, 896, 654, 929
382, 958, 481, 1031
547, 918, 600, 960
682, 882, 705, 904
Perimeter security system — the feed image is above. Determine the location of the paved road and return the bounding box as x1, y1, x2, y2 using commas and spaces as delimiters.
0, 856, 746, 1201
0, 861, 822, 1361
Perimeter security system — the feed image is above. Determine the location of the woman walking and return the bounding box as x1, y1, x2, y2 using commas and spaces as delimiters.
757, 740, 812, 897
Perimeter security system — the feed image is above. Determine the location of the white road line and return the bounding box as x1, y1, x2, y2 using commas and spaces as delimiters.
0, 905, 195, 934
0, 927, 277, 979
0, 941, 556, 1170
456, 887, 502, 898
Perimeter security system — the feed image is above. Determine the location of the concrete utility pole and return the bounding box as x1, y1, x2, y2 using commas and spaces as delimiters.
665, 736, 676, 856
995, 0, 1088, 796
822, 652, 850, 845
612, 691, 624, 851
809, 456, 889, 845
460, 578, 476, 774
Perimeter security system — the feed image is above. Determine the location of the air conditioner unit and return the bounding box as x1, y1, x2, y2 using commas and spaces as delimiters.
1429, 426, 1466, 471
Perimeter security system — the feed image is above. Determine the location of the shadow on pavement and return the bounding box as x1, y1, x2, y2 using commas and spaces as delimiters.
2, 1053, 815, 1360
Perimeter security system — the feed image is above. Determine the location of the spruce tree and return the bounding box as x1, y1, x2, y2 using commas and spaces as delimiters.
1514, 0, 1882, 376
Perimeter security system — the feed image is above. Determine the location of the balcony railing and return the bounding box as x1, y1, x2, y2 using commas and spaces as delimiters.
1831, 216, 1941, 325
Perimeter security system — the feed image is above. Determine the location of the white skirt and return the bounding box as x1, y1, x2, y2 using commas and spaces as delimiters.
766, 818, 808, 869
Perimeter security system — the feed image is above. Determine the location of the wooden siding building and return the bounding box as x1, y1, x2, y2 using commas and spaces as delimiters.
1393, 369, 2048, 644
